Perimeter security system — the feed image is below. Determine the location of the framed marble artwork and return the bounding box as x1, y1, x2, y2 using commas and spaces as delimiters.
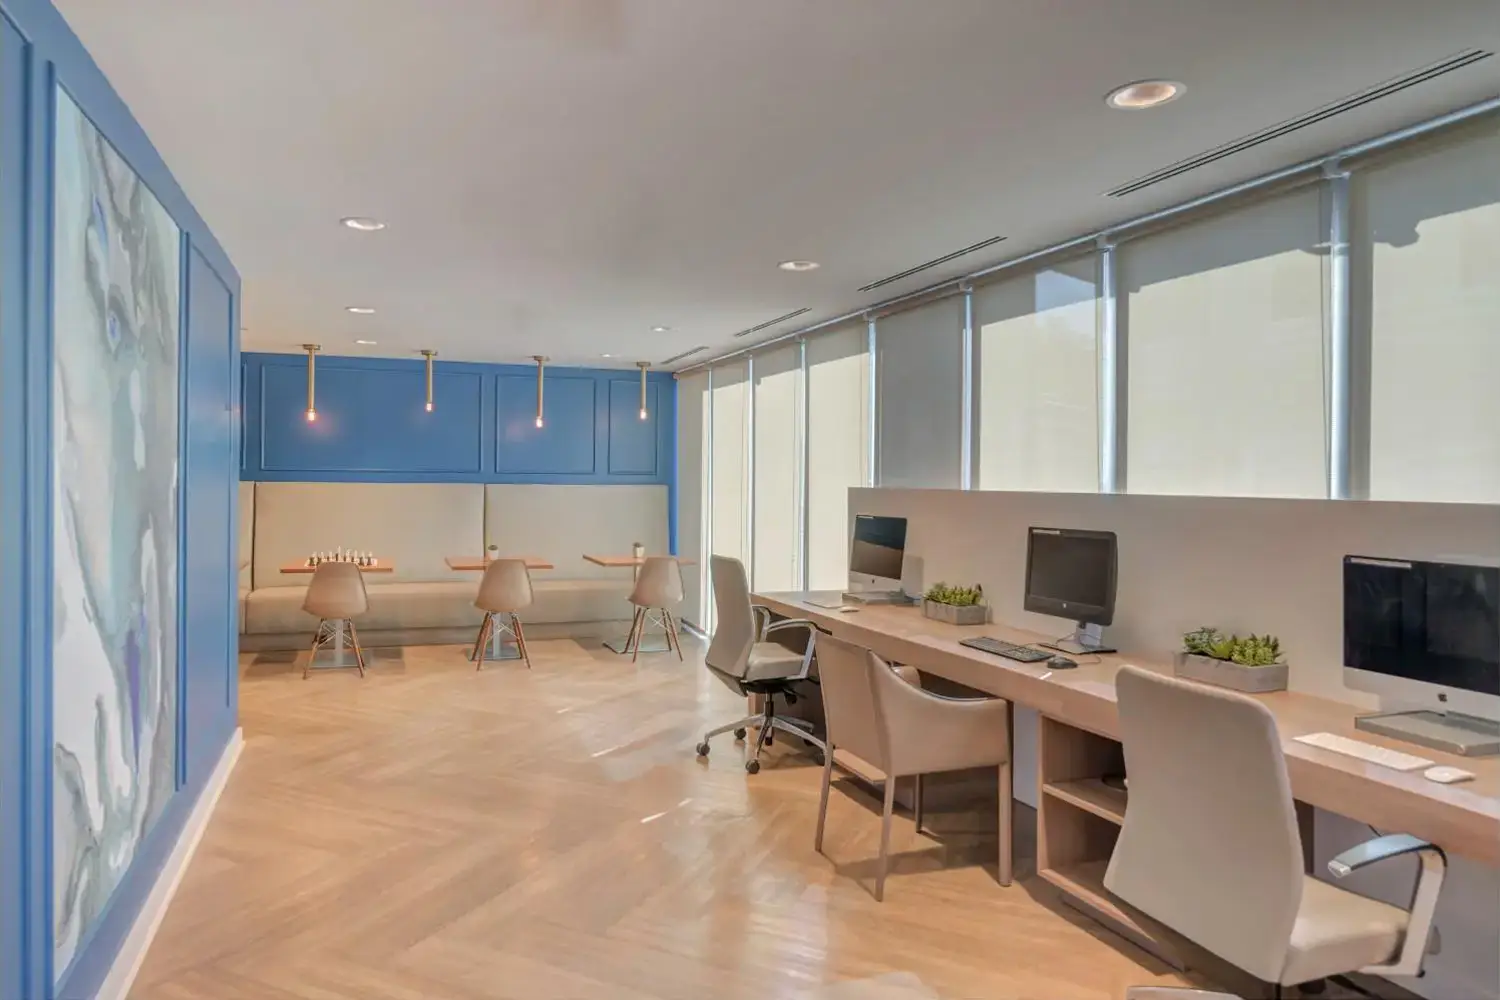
51, 87, 181, 977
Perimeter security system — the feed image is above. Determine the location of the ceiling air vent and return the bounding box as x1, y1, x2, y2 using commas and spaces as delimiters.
858, 235, 1007, 292
1107, 48, 1493, 198
732, 307, 811, 339
659, 345, 709, 366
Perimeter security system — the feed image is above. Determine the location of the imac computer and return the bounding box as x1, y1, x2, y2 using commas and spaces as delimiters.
843, 514, 909, 604
1344, 555, 1500, 756
1024, 526, 1119, 655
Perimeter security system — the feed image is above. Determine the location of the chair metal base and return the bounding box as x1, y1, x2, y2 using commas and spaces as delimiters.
471, 612, 531, 668
306, 618, 366, 677
696, 693, 826, 774
614, 607, 684, 661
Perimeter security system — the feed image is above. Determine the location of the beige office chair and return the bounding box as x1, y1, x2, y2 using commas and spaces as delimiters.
472, 558, 535, 669
625, 555, 684, 662
1106, 667, 1445, 999
813, 633, 1013, 900
302, 562, 369, 679
695, 555, 825, 774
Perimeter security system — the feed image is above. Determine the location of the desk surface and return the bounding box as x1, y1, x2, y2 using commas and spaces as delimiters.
280, 560, 395, 574
445, 555, 554, 571
755, 591, 1500, 866
584, 554, 698, 568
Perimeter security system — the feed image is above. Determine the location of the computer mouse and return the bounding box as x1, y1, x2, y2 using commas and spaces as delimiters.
1047, 655, 1078, 670
1423, 765, 1475, 784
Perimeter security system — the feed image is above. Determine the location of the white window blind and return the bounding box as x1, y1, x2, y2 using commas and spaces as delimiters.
1120, 186, 1329, 498
876, 296, 965, 488
974, 258, 1100, 492
1357, 125, 1500, 503
674, 371, 710, 627
806, 323, 870, 591
709, 362, 749, 581
752, 344, 803, 591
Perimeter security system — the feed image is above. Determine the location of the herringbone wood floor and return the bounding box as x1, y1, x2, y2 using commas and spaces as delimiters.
129, 637, 1196, 1000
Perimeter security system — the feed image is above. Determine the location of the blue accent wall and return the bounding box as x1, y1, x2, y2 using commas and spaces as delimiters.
242, 352, 676, 485
0, 1, 241, 997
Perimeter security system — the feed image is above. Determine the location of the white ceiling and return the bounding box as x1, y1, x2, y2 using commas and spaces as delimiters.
55, 0, 1500, 369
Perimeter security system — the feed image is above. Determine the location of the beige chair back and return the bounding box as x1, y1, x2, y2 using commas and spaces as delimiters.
1104, 666, 1304, 984
628, 556, 682, 608
301, 562, 369, 619
705, 556, 756, 679
813, 633, 888, 771
475, 558, 534, 613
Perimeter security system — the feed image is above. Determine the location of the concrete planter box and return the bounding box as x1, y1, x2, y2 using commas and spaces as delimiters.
1173, 652, 1288, 693
923, 600, 988, 626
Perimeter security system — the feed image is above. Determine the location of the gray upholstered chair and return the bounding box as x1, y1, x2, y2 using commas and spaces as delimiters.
301, 562, 369, 679
625, 555, 684, 662
1106, 666, 1446, 999
813, 633, 1013, 900
472, 558, 535, 669
695, 555, 825, 774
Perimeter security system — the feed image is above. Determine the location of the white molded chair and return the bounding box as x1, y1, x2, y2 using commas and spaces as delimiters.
813, 633, 1013, 900
472, 558, 535, 669
695, 555, 826, 774
1107, 666, 1446, 999
625, 555, 684, 662
302, 562, 369, 679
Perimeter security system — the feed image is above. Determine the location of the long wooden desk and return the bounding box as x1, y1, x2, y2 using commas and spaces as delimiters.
755, 591, 1500, 961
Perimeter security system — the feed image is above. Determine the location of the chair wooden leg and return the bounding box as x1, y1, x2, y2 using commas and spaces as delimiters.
472, 613, 493, 667
512, 613, 532, 669
998, 758, 1014, 887
914, 774, 925, 835
304, 621, 324, 680
875, 774, 897, 902
347, 620, 367, 677
665, 610, 684, 661
631, 608, 647, 663
624, 607, 643, 656
814, 743, 835, 854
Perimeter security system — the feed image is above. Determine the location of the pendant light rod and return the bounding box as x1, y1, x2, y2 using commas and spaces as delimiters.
637, 361, 650, 420
533, 355, 548, 428
302, 344, 320, 422
421, 350, 436, 412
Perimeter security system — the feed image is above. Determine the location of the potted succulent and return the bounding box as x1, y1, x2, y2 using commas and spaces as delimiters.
1173, 626, 1288, 693
923, 582, 988, 626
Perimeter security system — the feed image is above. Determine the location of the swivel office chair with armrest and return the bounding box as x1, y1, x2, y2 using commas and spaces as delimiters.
1106, 667, 1445, 1000
695, 555, 827, 774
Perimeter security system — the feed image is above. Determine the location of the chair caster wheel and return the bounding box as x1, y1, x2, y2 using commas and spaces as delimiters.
745, 760, 761, 775
695, 742, 710, 757
733, 728, 747, 741
812, 750, 826, 767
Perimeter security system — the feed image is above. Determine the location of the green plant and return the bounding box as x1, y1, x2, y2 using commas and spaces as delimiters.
1181, 626, 1284, 667
924, 582, 984, 607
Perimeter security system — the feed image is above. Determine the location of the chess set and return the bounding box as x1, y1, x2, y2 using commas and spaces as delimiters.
305, 547, 378, 568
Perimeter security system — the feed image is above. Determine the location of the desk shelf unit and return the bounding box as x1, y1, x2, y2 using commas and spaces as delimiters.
1036, 714, 1183, 969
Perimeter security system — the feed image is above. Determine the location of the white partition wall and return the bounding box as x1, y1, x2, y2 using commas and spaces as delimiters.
1356, 122, 1500, 504
875, 296, 965, 489
1119, 186, 1329, 499
975, 258, 1100, 493
752, 344, 803, 591
676, 371, 710, 627
807, 322, 870, 590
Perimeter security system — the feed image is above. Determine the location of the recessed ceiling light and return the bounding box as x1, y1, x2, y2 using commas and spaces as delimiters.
778, 260, 820, 272
1105, 80, 1184, 110
341, 216, 386, 231
601, 353, 613, 358
354, 339, 377, 345
345, 306, 376, 314
651, 325, 671, 333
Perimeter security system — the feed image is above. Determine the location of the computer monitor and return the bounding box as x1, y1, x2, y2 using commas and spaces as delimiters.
848, 514, 907, 593
1344, 555, 1500, 725
1024, 527, 1118, 653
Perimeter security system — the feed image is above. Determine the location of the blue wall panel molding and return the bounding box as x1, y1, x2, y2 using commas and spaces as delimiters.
242, 352, 677, 486
0, 1, 243, 997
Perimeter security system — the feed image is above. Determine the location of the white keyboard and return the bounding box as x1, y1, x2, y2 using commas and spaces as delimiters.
1293, 732, 1434, 772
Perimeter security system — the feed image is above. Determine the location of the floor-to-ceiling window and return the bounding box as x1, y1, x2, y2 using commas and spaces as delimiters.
751, 343, 803, 591
675, 371, 710, 627
875, 296, 965, 489
806, 322, 870, 590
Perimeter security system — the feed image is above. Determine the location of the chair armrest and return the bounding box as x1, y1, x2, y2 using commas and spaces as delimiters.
1328, 833, 1443, 878
765, 619, 817, 634
1329, 834, 1446, 978
751, 604, 773, 638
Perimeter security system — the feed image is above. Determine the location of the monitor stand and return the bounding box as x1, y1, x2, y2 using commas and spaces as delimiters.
1355, 709, 1500, 757
842, 590, 909, 605
1040, 621, 1117, 656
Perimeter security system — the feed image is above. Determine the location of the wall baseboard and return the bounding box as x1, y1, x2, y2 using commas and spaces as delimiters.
95, 727, 244, 1000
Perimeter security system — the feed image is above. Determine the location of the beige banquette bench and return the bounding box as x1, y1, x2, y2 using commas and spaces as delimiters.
237, 481, 665, 648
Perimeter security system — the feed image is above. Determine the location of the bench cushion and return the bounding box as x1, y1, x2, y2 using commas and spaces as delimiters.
243, 578, 635, 635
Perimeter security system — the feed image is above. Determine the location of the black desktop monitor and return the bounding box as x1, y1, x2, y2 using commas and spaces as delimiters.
849, 514, 908, 588
1024, 527, 1118, 631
